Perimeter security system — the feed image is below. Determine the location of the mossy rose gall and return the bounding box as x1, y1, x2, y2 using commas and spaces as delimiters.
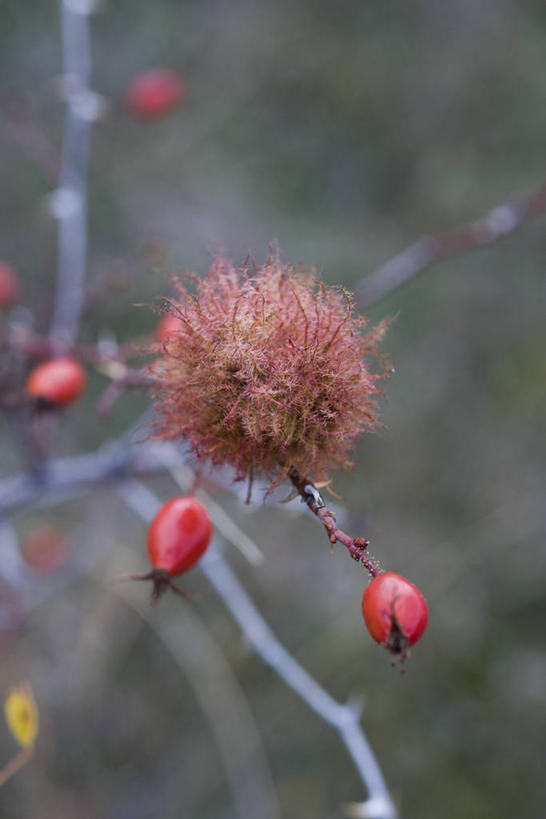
150, 251, 388, 488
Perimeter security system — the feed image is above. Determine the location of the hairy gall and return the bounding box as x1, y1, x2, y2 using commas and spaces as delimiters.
151, 252, 388, 487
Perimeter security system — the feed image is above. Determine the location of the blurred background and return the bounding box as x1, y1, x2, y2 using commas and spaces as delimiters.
1, 1, 545, 817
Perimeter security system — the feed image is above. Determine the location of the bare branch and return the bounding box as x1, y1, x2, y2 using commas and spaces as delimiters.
118, 480, 397, 819
3, 322, 151, 368
357, 181, 546, 307
49, 0, 98, 348
111, 553, 281, 819
0, 520, 32, 588
0, 438, 167, 516
0, 747, 34, 789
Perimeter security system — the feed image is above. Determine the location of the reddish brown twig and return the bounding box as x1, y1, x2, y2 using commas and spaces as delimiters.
357, 180, 546, 306
3, 322, 147, 366
0, 745, 34, 789
4, 100, 59, 185
288, 468, 380, 577
95, 362, 157, 417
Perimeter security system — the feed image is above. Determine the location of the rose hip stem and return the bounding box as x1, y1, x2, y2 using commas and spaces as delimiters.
288, 468, 381, 577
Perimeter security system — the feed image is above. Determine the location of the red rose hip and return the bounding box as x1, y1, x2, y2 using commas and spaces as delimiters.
22, 525, 70, 573
362, 571, 428, 659
26, 357, 87, 407
125, 69, 185, 119
147, 496, 212, 576
155, 313, 181, 342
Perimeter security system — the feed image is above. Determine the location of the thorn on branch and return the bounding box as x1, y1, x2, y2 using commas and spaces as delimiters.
303, 482, 325, 509
288, 468, 380, 577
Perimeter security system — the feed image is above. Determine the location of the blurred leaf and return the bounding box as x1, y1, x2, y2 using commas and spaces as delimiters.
4, 682, 39, 749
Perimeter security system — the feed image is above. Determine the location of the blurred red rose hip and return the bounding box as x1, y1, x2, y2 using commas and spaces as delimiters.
22, 525, 70, 573
26, 357, 87, 408
125, 69, 185, 119
155, 313, 181, 342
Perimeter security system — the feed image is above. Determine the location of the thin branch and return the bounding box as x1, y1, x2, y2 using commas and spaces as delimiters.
111, 556, 281, 819
289, 468, 380, 577
0, 440, 267, 568
357, 180, 546, 307
0, 520, 33, 588
49, 0, 98, 348
3, 322, 142, 366
118, 479, 397, 819
0, 746, 34, 789
2, 322, 155, 399
0, 437, 165, 516
4, 101, 60, 185
200, 548, 396, 818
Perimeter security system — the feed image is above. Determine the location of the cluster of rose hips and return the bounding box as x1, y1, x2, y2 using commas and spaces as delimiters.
3, 258, 428, 660
2, 65, 184, 402
135, 493, 428, 661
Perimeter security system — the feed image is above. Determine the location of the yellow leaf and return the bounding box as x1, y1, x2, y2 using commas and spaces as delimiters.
4, 683, 39, 748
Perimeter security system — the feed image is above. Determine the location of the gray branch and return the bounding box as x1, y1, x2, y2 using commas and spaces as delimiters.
0, 438, 173, 516
50, 0, 98, 347
357, 180, 546, 307
118, 479, 397, 819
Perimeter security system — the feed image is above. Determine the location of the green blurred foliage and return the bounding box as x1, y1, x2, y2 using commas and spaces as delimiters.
1, 1, 545, 817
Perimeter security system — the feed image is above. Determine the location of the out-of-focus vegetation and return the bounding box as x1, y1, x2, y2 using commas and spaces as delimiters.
1, 1, 545, 817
